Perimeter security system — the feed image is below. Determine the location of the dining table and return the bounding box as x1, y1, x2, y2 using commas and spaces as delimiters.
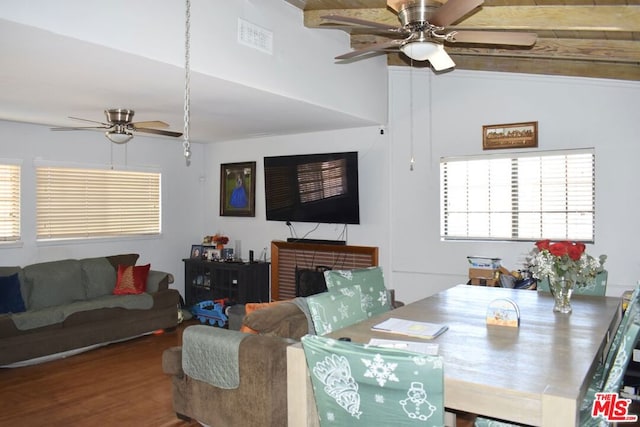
287, 284, 622, 427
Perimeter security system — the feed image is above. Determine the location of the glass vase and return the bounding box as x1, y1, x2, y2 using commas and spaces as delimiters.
549, 275, 574, 314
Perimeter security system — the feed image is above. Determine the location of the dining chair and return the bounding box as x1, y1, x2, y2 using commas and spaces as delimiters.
579, 299, 640, 426
323, 266, 393, 318
305, 284, 369, 335
301, 334, 444, 426
475, 285, 640, 427
537, 270, 608, 296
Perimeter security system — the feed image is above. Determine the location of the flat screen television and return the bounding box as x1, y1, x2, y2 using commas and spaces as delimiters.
264, 151, 360, 224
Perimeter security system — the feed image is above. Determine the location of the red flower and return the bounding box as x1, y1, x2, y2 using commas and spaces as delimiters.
549, 241, 570, 257
567, 242, 585, 261
535, 240, 551, 251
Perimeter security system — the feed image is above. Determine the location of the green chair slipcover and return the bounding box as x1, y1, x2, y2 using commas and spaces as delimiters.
306, 285, 368, 335
537, 270, 608, 296
324, 266, 392, 318
301, 334, 444, 427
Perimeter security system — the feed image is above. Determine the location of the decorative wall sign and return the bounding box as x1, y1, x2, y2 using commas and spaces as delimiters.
220, 161, 256, 217
482, 121, 538, 150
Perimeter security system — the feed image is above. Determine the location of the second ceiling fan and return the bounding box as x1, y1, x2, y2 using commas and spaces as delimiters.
321, 0, 537, 71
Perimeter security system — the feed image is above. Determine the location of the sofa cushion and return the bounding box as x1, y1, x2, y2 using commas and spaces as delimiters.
0, 273, 26, 314
105, 253, 139, 271
306, 285, 366, 335
23, 259, 85, 310
81, 257, 117, 299
324, 266, 392, 318
240, 301, 284, 334
145, 270, 168, 293
114, 264, 150, 295
239, 301, 307, 339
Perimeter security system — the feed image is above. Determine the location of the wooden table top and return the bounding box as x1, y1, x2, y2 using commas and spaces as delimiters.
325, 285, 622, 426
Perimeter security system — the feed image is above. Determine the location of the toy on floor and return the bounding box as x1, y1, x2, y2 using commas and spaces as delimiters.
191, 300, 228, 327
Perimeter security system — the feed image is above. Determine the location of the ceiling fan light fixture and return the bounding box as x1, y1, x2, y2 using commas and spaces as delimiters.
400, 40, 440, 61
105, 130, 133, 144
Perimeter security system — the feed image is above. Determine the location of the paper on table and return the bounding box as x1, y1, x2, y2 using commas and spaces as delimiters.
372, 317, 449, 340
368, 338, 439, 355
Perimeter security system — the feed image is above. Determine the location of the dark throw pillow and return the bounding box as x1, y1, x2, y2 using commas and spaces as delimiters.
0, 273, 26, 314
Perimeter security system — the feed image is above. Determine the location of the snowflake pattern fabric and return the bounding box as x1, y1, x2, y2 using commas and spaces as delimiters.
306, 285, 367, 335
324, 266, 392, 318
302, 335, 444, 426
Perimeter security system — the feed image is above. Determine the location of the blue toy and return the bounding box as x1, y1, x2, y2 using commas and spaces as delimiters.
191, 300, 228, 327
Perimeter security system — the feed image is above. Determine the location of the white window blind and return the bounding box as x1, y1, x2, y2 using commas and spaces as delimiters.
37, 167, 160, 239
440, 149, 595, 242
0, 163, 20, 242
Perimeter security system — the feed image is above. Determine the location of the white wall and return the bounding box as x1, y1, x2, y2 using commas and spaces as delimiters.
389, 67, 640, 303
0, 120, 206, 297
202, 126, 392, 275
0, 0, 387, 126
3, 68, 639, 305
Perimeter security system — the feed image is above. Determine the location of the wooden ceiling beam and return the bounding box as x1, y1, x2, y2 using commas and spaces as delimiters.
305, 6, 640, 32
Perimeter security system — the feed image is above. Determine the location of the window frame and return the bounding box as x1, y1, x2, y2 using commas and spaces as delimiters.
0, 161, 21, 243
440, 148, 595, 243
36, 164, 161, 241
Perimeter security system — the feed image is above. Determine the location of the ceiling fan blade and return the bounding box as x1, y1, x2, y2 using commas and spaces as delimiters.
68, 116, 111, 126
448, 31, 537, 46
134, 127, 183, 138
430, 0, 484, 27
131, 120, 169, 129
50, 126, 110, 131
321, 15, 401, 32
429, 46, 456, 71
336, 39, 404, 60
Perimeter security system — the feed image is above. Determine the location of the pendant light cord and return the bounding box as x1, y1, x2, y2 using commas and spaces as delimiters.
183, 0, 192, 165
409, 59, 415, 171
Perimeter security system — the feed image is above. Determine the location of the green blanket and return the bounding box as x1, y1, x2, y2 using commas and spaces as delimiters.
11, 293, 154, 330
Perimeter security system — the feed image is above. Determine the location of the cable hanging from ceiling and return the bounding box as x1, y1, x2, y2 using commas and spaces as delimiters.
409, 58, 415, 171
183, 0, 192, 165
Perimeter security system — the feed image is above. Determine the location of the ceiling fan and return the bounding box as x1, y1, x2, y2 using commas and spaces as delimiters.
321, 0, 537, 71
51, 108, 183, 144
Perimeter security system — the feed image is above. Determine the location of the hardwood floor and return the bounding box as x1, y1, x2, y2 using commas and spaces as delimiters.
0, 322, 200, 427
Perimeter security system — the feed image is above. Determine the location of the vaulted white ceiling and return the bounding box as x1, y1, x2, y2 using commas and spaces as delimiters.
0, 0, 388, 144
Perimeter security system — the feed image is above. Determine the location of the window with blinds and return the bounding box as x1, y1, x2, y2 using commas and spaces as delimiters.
0, 163, 20, 242
36, 166, 161, 240
440, 149, 595, 242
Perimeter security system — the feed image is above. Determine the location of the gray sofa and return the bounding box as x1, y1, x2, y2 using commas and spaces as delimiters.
0, 253, 180, 366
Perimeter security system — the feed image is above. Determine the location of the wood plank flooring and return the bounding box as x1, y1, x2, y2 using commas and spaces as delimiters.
0, 321, 200, 427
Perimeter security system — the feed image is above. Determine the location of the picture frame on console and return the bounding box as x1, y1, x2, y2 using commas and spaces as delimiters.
220, 161, 256, 217
190, 245, 203, 259
203, 247, 221, 261
482, 121, 538, 150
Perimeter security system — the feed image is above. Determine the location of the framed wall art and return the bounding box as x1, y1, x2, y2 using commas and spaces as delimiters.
482, 121, 538, 150
220, 161, 256, 217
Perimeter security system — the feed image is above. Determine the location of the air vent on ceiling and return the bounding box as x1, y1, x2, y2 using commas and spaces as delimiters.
238, 18, 273, 55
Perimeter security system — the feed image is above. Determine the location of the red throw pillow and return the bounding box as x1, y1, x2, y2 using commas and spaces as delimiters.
113, 264, 151, 295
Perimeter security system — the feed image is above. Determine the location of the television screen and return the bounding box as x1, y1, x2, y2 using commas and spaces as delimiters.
264, 151, 360, 224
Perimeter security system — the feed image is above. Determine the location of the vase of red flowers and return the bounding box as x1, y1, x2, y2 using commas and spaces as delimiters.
528, 240, 606, 314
